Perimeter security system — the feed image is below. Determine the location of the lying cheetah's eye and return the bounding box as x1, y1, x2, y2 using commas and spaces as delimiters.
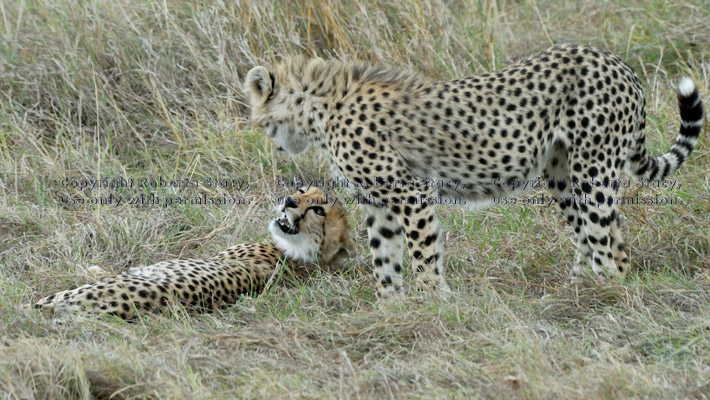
310, 206, 325, 216
298, 188, 306, 194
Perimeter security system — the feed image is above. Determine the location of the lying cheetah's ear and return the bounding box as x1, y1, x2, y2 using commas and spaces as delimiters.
244, 66, 273, 105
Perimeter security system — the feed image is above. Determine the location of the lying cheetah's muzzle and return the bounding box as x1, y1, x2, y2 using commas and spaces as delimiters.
276, 214, 298, 234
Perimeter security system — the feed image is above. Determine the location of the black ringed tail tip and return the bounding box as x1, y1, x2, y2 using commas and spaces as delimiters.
677, 77, 703, 140
630, 77, 704, 180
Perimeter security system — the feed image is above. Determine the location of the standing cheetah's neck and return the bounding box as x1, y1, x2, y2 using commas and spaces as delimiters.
286, 59, 432, 147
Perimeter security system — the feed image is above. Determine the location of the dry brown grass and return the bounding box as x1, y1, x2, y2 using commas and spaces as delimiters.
1, 0, 709, 398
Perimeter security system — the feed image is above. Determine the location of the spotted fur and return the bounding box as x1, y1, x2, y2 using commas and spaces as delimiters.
34, 188, 357, 319
245, 44, 704, 297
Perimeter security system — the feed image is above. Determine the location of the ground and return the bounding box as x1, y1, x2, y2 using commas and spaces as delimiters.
0, 1, 709, 399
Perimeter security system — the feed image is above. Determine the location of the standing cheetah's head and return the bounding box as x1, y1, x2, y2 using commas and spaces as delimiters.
270, 186, 357, 268
244, 58, 333, 154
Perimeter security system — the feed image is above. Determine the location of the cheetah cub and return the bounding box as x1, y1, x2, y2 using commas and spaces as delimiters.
244, 44, 704, 298
34, 188, 357, 320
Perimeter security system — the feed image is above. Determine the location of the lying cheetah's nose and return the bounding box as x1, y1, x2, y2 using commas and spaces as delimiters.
284, 197, 298, 208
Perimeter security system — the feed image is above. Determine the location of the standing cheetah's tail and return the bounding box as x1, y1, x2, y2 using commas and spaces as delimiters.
629, 78, 704, 180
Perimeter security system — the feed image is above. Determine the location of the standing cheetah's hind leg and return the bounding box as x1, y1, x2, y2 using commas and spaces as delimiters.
543, 140, 595, 280
566, 139, 627, 281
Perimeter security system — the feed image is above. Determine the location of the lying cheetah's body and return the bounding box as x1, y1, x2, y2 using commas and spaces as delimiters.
34, 188, 356, 319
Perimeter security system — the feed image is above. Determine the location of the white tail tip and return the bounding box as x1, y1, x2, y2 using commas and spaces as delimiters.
678, 77, 696, 97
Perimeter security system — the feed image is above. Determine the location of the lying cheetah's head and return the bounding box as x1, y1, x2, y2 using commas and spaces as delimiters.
244, 57, 333, 154
270, 186, 357, 268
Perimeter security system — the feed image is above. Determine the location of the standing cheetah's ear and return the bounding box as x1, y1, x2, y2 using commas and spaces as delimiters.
244, 66, 273, 105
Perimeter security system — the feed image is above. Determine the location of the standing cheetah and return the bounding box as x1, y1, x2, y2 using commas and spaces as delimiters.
34, 187, 357, 320
244, 44, 704, 297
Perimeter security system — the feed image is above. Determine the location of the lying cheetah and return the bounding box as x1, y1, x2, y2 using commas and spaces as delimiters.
34, 187, 357, 320
244, 44, 704, 297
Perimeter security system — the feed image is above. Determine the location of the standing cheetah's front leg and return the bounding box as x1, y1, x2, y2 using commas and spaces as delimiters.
364, 205, 406, 297
386, 190, 450, 297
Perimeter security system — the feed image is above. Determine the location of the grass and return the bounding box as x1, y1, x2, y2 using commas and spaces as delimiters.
1, 0, 709, 398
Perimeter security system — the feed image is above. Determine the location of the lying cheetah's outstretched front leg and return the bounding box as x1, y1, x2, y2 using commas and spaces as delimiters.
364, 204, 405, 297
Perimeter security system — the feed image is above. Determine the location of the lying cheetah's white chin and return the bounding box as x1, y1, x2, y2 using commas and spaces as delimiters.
269, 220, 319, 263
